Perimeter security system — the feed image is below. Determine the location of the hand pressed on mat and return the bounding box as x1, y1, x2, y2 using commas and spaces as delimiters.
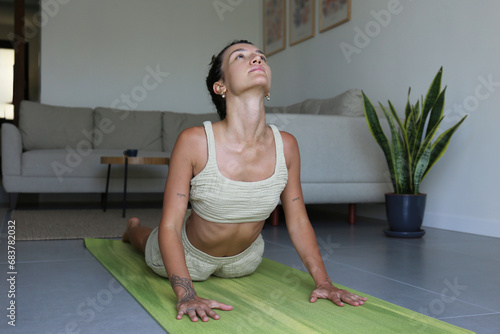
172, 273, 233, 322
310, 282, 367, 307
177, 295, 233, 322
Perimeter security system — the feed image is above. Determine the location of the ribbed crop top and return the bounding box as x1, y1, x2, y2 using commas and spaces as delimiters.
189, 121, 288, 224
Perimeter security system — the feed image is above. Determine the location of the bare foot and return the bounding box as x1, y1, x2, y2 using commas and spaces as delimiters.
122, 217, 141, 242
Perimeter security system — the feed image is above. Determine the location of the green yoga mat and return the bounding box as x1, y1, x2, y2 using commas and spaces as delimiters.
84, 238, 473, 334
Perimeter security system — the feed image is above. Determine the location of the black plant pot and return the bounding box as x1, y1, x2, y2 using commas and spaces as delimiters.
384, 193, 427, 238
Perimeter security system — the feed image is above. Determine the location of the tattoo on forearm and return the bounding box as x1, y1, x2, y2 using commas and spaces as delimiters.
170, 274, 196, 303
292, 197, 300, 202
176, 193, 187, 198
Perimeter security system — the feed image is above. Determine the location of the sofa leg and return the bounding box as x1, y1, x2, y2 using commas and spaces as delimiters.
348, 203, 356, 224
270, 206, 280, 226
9, 193, 18, 211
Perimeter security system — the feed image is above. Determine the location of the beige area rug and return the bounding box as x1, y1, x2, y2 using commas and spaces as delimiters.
11, 208, 162, 241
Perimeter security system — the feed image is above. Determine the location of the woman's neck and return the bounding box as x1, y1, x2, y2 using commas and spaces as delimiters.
221, 95, 268, 143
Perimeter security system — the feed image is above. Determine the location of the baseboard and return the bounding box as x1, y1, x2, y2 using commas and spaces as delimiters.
353, 203, 500, 239
423, 212, 500, 239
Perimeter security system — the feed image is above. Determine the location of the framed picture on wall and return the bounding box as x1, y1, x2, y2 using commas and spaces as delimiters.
289, 0, 315, 46
319, 0, 351, 33
263, 0, 286, 56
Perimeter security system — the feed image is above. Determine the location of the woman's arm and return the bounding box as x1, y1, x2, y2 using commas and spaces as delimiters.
158, 127, 232, 321
279, 132, 366, 307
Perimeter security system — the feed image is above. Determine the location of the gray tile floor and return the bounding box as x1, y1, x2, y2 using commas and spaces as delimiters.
1, 205, 499, 333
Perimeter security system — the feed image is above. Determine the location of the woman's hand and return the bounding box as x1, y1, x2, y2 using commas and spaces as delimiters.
177, 296, 233, 322
310, 283, 367, 307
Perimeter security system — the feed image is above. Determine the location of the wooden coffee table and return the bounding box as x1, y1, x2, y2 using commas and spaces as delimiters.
100, 156, 170, 217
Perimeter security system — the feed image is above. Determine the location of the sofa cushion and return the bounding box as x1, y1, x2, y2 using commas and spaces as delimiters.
19, 101, 94, 150
265, 101, 302, 114
162, 112, 219, 153
265, 89, 364, 116
94, 108, 163, 151
316, 89, 364, 116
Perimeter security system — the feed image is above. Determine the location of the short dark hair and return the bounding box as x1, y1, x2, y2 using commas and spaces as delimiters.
206, 40, 254, 120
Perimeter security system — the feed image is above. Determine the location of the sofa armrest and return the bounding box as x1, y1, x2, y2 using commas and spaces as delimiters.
2, 123, 22, 176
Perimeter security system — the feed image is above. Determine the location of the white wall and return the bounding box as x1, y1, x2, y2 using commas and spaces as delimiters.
267, 0, 500, 237
40, 0, 262, 113
40, 0, 500, 237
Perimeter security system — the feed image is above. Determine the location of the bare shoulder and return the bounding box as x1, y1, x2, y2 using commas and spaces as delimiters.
277, 130, 300, 167
174, 126, 206, 153
171, 125, 208, 172
177, 125, 205, 142
278, 130, 299, 152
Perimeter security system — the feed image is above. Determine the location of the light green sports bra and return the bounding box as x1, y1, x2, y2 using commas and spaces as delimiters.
189, 121, 288, 223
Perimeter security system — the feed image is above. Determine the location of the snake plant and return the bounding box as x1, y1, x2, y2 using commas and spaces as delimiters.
362, 67, 467, 194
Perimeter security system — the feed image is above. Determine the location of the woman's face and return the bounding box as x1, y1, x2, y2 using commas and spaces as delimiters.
216, 43, 271, 98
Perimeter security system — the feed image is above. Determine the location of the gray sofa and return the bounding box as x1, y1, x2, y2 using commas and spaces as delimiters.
2, 90, 392, 222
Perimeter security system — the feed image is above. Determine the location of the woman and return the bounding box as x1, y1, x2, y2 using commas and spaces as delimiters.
123, 40, 366, 322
